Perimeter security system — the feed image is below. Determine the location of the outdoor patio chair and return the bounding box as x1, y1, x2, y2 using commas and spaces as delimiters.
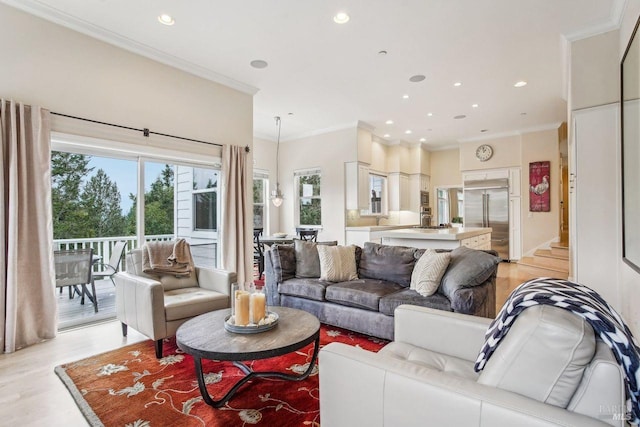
92, 240, 127, 286
54, 248, 98, 313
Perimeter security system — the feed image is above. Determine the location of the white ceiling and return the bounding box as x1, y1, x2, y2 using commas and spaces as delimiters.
5, 0, 622, 148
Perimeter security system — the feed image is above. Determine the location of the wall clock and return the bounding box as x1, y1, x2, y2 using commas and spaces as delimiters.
476, 144, 493, 162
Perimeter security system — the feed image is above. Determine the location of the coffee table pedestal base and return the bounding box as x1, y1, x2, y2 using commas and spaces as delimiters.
194, 333, 320, 408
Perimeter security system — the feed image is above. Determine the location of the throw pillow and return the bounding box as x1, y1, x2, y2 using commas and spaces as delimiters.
410, 249, 451, 297
294, 239, 337, 278
439, 246, 501, 299
270, 244, 296, 282
358, 242, 417, 287
317, 245, 358, 282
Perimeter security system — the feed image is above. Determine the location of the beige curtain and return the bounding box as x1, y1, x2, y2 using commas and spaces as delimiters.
221, 145, 252, 286
0, 99, 57, 353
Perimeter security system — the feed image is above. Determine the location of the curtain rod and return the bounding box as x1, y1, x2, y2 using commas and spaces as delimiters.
51, 111, 250, 152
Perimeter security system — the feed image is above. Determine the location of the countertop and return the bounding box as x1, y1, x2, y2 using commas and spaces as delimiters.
345, 225, 418, 232
379, 227, 492, 241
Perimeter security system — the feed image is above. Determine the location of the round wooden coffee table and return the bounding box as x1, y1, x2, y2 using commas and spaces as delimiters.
176, 306, 320, 408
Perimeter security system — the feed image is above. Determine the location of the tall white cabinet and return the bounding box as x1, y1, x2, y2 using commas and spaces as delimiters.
570, 103, 620, 308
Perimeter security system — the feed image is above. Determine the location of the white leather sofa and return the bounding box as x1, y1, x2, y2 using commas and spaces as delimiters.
320, 304, 626, 427
115, 248, 236, 358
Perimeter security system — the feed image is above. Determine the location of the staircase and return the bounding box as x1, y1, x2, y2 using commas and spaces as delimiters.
517, 242, 569, 279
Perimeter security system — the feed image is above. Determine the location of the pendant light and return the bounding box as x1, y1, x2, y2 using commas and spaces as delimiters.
271, 116, 284, 207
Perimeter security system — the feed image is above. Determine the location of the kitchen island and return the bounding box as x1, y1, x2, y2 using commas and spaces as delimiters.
345, 225, 418, 246
379, 227, 492, 250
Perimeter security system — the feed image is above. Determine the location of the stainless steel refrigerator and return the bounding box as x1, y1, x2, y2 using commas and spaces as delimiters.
463, 178, 509, 260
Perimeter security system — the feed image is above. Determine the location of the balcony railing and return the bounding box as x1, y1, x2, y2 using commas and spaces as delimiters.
53, 235, 218, 271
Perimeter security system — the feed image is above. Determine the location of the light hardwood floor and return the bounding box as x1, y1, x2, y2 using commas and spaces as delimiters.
0, 262, 533, 426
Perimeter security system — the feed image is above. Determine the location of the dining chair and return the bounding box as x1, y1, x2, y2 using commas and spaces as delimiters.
54, 248, 98, 313
297, 228, 318, 242
253, 228, 265, 279
92, 240, 127, 286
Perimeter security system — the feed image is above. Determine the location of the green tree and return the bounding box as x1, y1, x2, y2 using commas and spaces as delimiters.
81, 169, 126, 237
125, 164, 175, 235
51, 151, 94, 239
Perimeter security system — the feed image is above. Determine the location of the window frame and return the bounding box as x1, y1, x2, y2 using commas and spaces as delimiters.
253, 171, 269, 231
294, 168, 322, 228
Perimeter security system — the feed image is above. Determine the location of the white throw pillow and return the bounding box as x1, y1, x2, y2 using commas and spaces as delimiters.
317, 245, 358, 282
411, 249, 451, 297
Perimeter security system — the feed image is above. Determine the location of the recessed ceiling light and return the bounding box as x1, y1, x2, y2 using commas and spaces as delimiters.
250, 59, 268, 69
409, 74, 426, 83
514, 81, 527, 87
288, 112, 294, 116
419, 138, 426, 142
333, 12, 350, 24
427, 113, 433, 117
383, 133, 391, 138
453, 82, 462, 87
472, 103, 479, 108
428, 129, 432, 131
481, 129, 489, 133
385, 119, 394, 125
454, 115, 466, 119
378, 50, 388, 56
405, 130, 412, 134
520, 112, 527, 115
402, 94, 409, 99
158, 14, 175, 26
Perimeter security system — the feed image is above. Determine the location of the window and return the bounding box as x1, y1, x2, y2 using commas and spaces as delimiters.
360, 173, 387, 216
192, 167, 219, 231
437, 188, 449, 225
253, 172, 268, 230
295, 169, 321, 226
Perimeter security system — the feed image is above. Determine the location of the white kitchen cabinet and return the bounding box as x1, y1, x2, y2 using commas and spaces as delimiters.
463, 169, 508, 183
420, 175, 430, 192
388, 173, 409, 211
409, 174, 430, 212
345, 161, 370, 210
509, 196, 522, 260
509, 168, 521, 197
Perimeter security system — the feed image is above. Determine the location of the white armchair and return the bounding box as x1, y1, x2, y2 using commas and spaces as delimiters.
320, 304, 626, 427
115, 248, 236, 358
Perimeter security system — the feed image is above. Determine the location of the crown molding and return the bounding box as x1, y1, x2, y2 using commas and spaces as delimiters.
3, 0, 259, 95
563, 0, 627, 41
283, 121, 359, 142
458, 122, 562, 144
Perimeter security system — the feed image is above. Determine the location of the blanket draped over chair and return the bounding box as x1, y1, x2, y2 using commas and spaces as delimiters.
475, 277, 640, 425
142, 239, 194, 277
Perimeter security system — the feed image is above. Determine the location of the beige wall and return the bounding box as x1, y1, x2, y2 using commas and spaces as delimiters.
253, 137, 279, 234
520, 129, 561, 253
0, 4, 253, 151
459, 135, 521, 171
278, 127, 357, 244
570, 30, 620, 111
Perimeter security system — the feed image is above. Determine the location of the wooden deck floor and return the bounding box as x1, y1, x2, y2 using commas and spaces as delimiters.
57, 279, 116, 330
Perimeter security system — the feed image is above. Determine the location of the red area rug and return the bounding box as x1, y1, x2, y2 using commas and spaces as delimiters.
55, 325, 387, 426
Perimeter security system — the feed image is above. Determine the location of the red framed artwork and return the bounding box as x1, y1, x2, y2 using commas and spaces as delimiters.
529, 161, 550, 212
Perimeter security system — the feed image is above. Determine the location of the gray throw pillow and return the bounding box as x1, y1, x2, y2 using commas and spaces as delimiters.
439, 246, 500, 299
270, 244, 296, 282
358, 242, 417, 287
294, 239, 338, 278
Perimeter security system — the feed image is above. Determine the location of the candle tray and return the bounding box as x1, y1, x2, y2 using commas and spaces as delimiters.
224, 311, 279, 334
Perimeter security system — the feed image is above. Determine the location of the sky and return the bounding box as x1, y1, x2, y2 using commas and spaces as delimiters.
87, 156, 165, 214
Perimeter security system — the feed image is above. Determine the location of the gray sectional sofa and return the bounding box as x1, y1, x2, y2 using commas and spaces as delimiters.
264, 241, 500, 340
